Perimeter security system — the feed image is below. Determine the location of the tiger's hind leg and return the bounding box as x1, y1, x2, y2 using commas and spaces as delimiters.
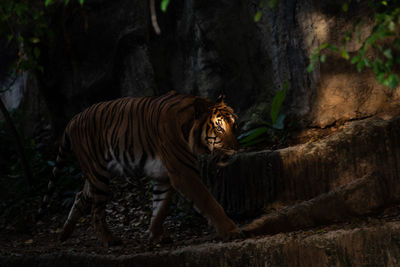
90, 181, 123, 247
149, 179, 173, 242
60, 180, 92, 242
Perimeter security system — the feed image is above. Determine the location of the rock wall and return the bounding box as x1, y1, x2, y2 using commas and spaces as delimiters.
2, 0, 400, 136
36, 0, 275, 134
201, 115, 400, 218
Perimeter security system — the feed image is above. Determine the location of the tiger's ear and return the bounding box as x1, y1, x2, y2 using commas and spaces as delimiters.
216, 93, 226, 104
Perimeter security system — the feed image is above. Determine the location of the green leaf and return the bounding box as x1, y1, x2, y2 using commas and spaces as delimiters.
329, 44, 339, 52
161, 0, 170, 12
356, 60, 364, 72
254, 11, 263, 22
388, 21, 395, 32
383, 48, 392, 59
307, 63, 315, 73
342, 3, 349, 12
270, 81, 288, 125
390, 74, 399, 89
341, 49, 350, 60
385, 58, 393, 70
311, 53, 319, 62
79, 0, 84, 6
238, 127, 269, 144
30, 37, 40, 44
268, 0, 278, 9
377, 72, 386, 83
320, 54, 326, 63
381, 1, 387, 6
320, 43, 328, 50
45, 0, 53, 6
273, 113, 286, 130
363, 58, 371, 67
15, 3, 24, 16
384, 74, 399, 89
373, 59, 383, 75
312, 48, 320, 54
351, 55, 360, 64
365, 36, 376, 48
65, 0, 70, 5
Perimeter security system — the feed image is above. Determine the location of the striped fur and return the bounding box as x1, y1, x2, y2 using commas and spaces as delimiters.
39, 91, 240, 246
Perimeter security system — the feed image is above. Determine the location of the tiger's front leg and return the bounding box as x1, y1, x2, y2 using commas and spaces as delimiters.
168, 171, 241, 240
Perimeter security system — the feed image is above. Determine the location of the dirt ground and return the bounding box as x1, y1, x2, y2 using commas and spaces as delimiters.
0, 173, 232, 257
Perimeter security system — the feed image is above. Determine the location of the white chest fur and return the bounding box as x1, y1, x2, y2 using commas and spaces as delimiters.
144, 157, 168, 179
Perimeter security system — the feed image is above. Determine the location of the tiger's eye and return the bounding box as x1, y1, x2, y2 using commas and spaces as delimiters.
216, 126, 224, 132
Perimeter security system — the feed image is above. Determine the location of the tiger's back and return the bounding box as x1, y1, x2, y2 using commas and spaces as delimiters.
67, 96, 159, 181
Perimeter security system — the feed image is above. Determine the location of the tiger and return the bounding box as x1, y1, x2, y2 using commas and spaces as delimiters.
38, 90, 241, 246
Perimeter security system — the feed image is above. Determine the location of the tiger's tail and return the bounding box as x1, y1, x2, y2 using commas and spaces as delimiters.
36, 131, 71, 221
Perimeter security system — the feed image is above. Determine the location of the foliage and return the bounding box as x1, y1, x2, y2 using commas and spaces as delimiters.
308, 0, 400, 89
254, 0, 400, 88
270, 80, 287, 128
161, 0, 170, 13
0, 0, 86, 190
0, 0, 84, 75
0, 106, 82, 211
0, 109, 44, 180
239, 81, 288, 147
45, 0, 84, 6
254, 0, 279, 22
1, 0, 47, 73
0, 131, 80, 234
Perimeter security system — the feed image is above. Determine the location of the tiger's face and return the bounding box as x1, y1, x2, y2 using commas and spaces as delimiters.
201, 97, 239, 157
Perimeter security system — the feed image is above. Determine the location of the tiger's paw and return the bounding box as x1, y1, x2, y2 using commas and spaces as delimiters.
220, 228, 245, 242
159, 234, 173, 244
148, 231, 173, 245
101, 236, 123, 247
59, 224, 75, 242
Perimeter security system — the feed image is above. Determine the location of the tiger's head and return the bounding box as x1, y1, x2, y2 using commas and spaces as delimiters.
201, 95, 239, 159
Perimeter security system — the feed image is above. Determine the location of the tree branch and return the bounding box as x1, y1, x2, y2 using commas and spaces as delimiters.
150, 0, 161, 35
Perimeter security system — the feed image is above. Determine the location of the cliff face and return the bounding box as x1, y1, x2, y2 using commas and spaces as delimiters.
201, 115, 400, 218
2, 0, 399, 136
36, 0, 274, 134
